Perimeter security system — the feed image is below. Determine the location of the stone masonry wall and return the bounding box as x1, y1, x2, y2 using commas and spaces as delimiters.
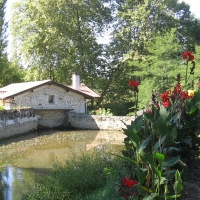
68, 112, 137, 130
36, 110, 68, 129
0, 108, 38, 139
13, 85, 86, 113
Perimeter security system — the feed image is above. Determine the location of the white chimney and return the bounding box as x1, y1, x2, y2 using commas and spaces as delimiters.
72, 72, 80, 90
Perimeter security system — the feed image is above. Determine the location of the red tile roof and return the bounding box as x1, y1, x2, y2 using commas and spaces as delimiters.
68, 85, 100, 98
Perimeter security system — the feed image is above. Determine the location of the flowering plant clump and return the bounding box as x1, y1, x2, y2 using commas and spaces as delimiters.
159, 75, 194, 109
116, 51, 200, 199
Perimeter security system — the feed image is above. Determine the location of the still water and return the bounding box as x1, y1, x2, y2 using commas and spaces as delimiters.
0, 129, 125, 200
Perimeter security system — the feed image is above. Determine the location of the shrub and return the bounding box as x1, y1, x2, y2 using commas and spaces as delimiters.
0, 105, 5, 111
89, 107, 113, 116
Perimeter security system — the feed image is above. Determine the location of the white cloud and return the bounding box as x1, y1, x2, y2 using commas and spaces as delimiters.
180, 0, 200, 19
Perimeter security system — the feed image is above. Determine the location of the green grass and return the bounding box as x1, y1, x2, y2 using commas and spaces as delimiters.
20, 145, 128, 200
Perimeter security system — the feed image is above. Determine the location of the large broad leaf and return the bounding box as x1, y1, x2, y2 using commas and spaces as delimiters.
169, 112, 180, 125
161, 156, 180, 168
136, 185, 152, 193
185, 100, 194, 111
165, 147, 180, 153
153, 176, 166, 185
162, 170, 176, 178
143, 193, 158, 200
159, 105, 169, 120
190, 90, 200, 106
152, 166, 162, 179
135, 168, 148, 185
154, 135, 167, 151
123, 129, 140, 149
173, 170, 183, 194
140, 151, 156, 168
155, 116, 169, 137
115, 154, 139, 168
180, 138, 192, 147
138, 136, 151, 154
186, 106, 197, 115
171, 127, 177, 141
131, 115, 143, 133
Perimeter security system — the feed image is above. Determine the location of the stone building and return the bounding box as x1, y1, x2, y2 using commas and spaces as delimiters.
0, 73, 100, 128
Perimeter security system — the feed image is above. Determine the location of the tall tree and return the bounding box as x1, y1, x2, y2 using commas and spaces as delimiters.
10, 0, 113, 87
0, 0, 23, 87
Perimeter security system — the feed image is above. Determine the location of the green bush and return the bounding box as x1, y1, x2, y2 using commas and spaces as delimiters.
89, 107, 113, 116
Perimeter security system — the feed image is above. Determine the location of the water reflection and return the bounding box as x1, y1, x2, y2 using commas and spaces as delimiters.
0, 129, 125, 200
1, 166, 24, 200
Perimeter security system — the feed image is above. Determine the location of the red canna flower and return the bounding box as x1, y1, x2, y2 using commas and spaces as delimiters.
181, 91, 188, 99
181, 51, 194, 61
122, 176, 138, 188
173, 84, 181, 96
128, 80, 139, 87
162, 101, 169, 108
160, 91, 170, 102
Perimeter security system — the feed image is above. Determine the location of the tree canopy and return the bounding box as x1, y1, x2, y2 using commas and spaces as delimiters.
7, 0, 200, 115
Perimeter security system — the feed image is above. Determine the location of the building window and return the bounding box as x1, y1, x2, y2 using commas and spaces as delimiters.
49, 95, 54, 103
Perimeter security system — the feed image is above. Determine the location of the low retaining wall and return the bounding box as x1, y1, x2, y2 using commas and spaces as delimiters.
35, 110, 68, 129
0, 108, 38, 139
68, 112, 137, 130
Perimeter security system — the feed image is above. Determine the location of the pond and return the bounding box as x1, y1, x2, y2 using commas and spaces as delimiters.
0, 129, 125, 200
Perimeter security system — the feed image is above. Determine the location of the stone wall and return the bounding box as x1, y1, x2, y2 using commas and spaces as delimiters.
11, 84, 86, 113
0, 108, 38, 139
36, 110, 69, 129
68, 112, 137, 130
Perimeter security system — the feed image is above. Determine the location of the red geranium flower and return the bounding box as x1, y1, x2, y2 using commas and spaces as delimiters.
181, 51, 194, 61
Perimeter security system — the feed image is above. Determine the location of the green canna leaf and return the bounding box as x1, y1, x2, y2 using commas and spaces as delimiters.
161, 156, 180, 168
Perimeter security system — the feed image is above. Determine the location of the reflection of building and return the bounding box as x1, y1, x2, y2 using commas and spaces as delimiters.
1, 166, 27, 200
1, 166, 13, 200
